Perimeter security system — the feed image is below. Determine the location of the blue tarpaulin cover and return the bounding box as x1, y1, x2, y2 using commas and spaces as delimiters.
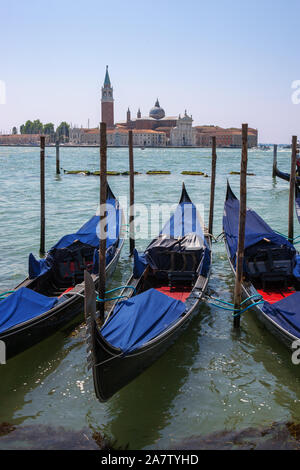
101, 288, 186, 354
160, 200, 206, 241
296, 186, 300, 224
92, 243, 117, 274
51, 196, 120, 250
0, 287, 58, 334
133, 249, 148, 278
262, 292, 300, 338
223, 185, 295, 262
29, 193, 121, 279
28, 253, 53, 279
199, 246, 211, 277
293, 255, 300, 279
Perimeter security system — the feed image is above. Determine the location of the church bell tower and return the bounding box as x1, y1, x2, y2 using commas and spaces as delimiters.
101, 66, 114, 128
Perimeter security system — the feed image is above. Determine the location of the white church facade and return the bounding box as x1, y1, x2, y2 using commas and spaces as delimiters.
170, 111, 196, 146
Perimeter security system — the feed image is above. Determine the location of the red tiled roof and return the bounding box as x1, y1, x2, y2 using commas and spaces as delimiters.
83, 128, 165, 135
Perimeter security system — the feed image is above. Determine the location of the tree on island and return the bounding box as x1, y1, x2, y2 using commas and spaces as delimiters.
43, 123, 55, 137
18, 120, 70, 143
56, 122, 70, 142
12, 127, 17, 135
20, 119, 44, 134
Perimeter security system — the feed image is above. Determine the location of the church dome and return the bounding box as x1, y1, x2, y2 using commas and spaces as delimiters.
149, 99, 165, 120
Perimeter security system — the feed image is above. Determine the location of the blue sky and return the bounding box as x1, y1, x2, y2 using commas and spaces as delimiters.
1, 0, 300, 142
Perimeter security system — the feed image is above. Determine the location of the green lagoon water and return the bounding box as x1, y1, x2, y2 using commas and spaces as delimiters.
0, 146, 300, 449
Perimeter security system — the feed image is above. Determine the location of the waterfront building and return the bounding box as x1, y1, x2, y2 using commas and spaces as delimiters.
69, 127, 166, 147
195, 126, 258, 148
101, 66, 114, 128
0, 134, 50, 145
69, 66, 258, 148
170, 111, 196, 146
116, 99, 178, 133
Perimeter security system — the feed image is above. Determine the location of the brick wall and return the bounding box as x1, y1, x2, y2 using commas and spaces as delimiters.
101, 101, 114, 128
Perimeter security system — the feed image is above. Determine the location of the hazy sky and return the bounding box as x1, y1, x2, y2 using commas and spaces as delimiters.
1, 0, 300, 143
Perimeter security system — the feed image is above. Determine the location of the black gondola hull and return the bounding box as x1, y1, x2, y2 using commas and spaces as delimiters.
91, 233, 212, 402
275, 166, 300, 185
0, 238, 124, 360
92, 295, 203, 402
224, 238, 298, 350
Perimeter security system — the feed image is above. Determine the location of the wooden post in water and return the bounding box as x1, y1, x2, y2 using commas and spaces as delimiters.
56, 140, 60, 175
272, 144, 277, 178
208, 136, 217, 236
40, 135, 46, 255
99, 122, 107, 322
288, 136, 297, 242
233, 124, 248, 328
128, 130, 135, 255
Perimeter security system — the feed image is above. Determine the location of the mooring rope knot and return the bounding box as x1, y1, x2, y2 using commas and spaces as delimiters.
204, 293, 264, 317
96, 285, 136, 303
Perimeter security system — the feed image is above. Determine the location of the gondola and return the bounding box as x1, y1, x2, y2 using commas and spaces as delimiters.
85, 183, 212, 402
0, 184, 124, 360
223, 182, 300, 349
274, 164, 300, 223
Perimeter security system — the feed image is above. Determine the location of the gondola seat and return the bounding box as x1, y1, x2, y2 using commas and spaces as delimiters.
167, 271, 197, 289
245, 243, 295, 288
51, 241, 95, 288
155, 250, 201, 287
145, 233, 206, 286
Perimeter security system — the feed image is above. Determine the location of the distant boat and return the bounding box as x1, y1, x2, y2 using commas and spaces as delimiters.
274, 163, 300, 223
259, 145, 271, 151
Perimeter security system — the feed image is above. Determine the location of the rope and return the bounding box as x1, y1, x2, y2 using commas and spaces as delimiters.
232, 301, 265, 317
205, 293, 264, 317
204, 232, 217, 242
273, 230, 294, 242
97, 295, 129, 302
104, 285, 136, 295
96, 285, 136, 303
93, 352, 124, 367
0, 290, 14, 300
214, 231, 225, 243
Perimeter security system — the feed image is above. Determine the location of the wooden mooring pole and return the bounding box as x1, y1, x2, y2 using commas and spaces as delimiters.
272, 144, 277, 178
288, 136, 297, 242
233, 124, 248, 328
40, 135, 46, 255
129, 130, 135, 255
56, 140, 60, 175
99, 122, 107, 323
208, 136, 217, 237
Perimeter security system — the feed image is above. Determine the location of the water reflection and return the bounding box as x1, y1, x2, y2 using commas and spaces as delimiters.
0, 324, 81, 424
